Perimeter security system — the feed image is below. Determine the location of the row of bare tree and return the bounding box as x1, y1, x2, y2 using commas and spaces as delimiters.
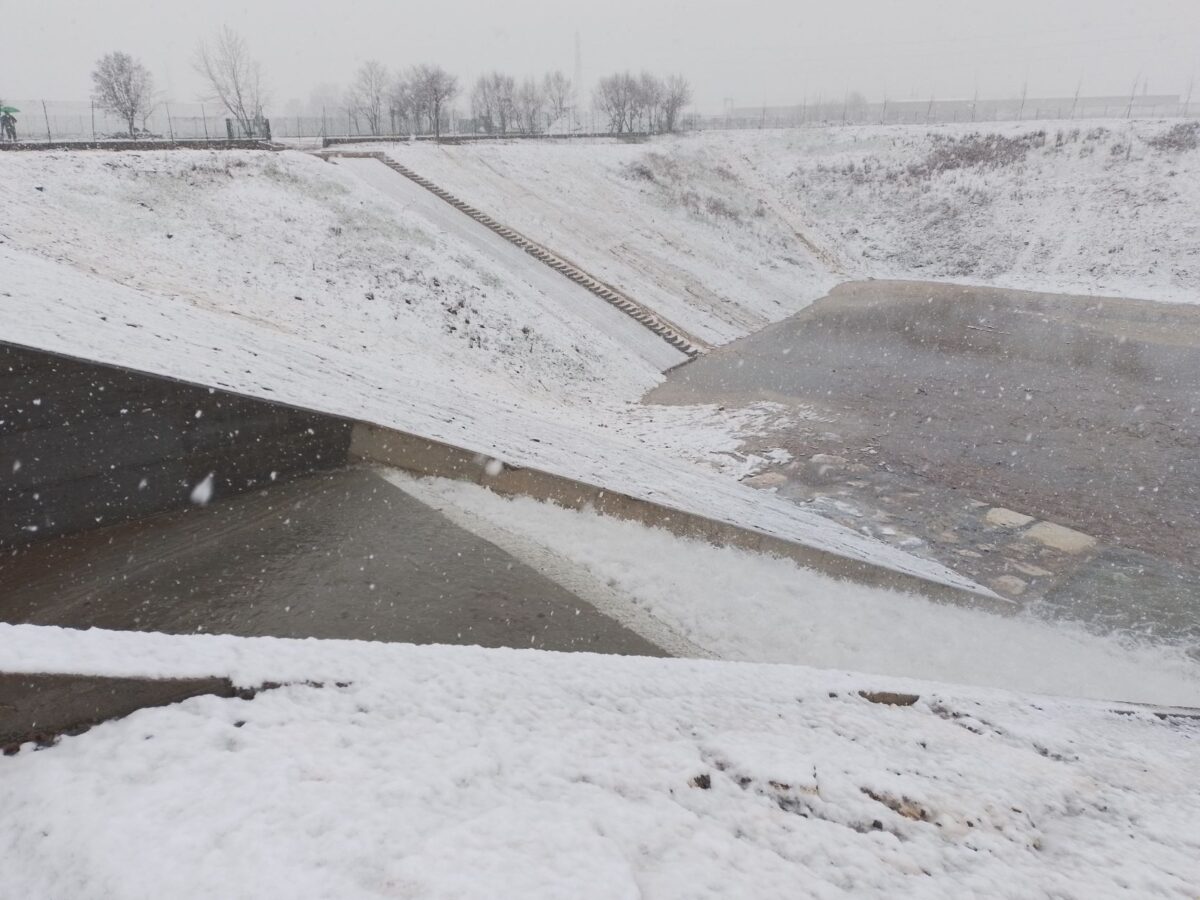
90, 27, 267, 138
593, 72, 693, 134
88, 26, 693, 140
468, 71, 572, 135
346, 62, 460, 138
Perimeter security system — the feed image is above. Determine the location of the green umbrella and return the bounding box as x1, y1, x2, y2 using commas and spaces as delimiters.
0, 106, 19, 114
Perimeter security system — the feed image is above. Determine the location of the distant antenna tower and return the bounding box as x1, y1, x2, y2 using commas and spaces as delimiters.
574, 31, 583, 128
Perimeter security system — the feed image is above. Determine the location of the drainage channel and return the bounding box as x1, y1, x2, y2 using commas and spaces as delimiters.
324, 150, 708, 359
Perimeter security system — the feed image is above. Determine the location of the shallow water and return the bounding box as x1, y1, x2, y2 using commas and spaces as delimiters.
649, 279, 1200, 649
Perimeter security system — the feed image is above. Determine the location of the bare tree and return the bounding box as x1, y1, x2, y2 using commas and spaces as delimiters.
594, 72, 637, 133
845, 90, 868, 124
542, 71, 572, 125
409, 64, 458, 137
470, 75, 495, 133
514, 77, 545, 133
471, 72, 515, 134
91, 51, 155, 137
634, 72, 664, 131
348, 61, 389, 135
388, 73, 419, 134
661, 75, 692, 133
193, 26, 267, 137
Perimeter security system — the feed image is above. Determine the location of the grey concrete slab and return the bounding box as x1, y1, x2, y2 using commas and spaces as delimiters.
0, 467, 665, 657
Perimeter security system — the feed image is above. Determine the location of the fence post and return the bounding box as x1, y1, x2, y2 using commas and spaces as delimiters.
165, 103, 175, 141
42, 100, 52, 142
226, 118, 234, 140
201, 104, 210, 139
90, 101, 95, 140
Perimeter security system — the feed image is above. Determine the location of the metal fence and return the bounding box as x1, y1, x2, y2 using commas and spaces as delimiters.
4, 96, 1197, 145
701, 95, 1198, 131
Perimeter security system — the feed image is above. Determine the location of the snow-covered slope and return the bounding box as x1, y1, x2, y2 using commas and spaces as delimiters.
0, 149, 982, 593
0, 149, 666, 403
388, 472, 1200, 706
3, 624, 1198, 898
385, 138, 840, 346
385, 120, 1199, 340
775, 120, 1200, 303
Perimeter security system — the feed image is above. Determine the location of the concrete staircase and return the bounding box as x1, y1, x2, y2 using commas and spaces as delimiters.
328, 151, 707, 359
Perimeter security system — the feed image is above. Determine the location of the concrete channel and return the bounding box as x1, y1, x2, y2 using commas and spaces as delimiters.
1, 329, 1006, 745
1, 465, 663, 656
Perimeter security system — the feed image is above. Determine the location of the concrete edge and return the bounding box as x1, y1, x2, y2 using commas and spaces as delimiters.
348, 422, 1008, 613
322, 132, 650, 147
4, 668, 1188, 758
0, 671, 254, 752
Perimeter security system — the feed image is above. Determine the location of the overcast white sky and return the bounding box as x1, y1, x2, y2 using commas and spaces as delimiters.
3, 0, 1198, 113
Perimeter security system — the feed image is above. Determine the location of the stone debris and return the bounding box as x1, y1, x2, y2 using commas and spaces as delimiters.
990, 574, 1028, 596
986, 507, 1036, 528
1023, 522, 1098, 554
1012, 561, 1053, 578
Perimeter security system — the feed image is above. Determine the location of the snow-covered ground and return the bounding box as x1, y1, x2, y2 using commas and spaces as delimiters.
2, 624, 1198, 899
3, 132, 1199, 898
0, 150, 667, 401
388, 119, 1199, 338
387, 471, 1200, 707
386, 137, 841, 346
0, 149, 981, 593
778, 120, 1200, 304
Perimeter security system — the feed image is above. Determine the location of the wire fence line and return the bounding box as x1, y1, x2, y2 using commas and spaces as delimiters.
3, 96, 1197, 145
2, 100, 262, 142
701, 95, 1198, 130
0, 101, 642, 142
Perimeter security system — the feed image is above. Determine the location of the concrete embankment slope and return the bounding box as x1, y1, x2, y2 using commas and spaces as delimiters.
0, 239, 992, 602
330, 153, 704, 362
1, 343, 351, 544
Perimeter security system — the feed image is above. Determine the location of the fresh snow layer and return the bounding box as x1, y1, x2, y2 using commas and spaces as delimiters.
385, 472, 1200, 707
0, 149, 667, 402
334, 155, 685, 371
384, 138, 841, 346
0, 149, 982, 594
2, 624, 1198, 899
385, 122, 1200, 336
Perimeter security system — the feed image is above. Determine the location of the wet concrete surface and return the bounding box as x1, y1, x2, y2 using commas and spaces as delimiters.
648, 280, 1200, 647
0, 466, 665, 657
